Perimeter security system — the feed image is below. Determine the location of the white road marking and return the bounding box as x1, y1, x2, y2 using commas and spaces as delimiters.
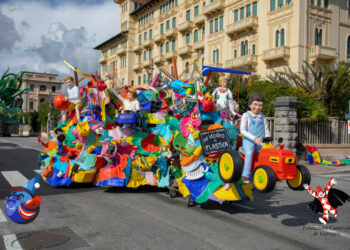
1, 171, 29, 187
231, 203, 254, 210
3, 234, 23, 250
0, 146, 18, 150
33, 169, 42, 174
0, 139, 42, 152
0, 209, 7, 223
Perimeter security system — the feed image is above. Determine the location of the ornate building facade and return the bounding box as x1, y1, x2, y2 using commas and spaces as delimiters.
94, 0, 350, 87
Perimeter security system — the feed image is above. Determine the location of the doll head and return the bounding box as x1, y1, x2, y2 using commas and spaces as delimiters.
316, 186, 325, 198
64, 76, 74, 88
248, 92, 265, 115
127, 88, 137, 101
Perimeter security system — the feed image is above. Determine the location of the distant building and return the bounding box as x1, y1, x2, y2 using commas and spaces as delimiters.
21, 72, 62, 113
94, 0, 350, 86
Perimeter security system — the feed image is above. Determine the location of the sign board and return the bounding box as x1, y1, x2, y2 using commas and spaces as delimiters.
345, 113, 350, 120
348, 120, 350, 135
199, 128, 231, 156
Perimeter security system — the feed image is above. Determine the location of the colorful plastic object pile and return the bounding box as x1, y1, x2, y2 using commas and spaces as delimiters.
38, 66, 253, 205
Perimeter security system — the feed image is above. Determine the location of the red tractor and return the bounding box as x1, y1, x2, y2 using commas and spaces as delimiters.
240, 137, 311, 193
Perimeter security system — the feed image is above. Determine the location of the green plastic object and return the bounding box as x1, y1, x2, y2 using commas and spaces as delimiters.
171, 166, 182, 179
173, 132, 195, 155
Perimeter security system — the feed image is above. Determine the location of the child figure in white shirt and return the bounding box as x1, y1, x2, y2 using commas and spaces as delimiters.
62, 76, 82, 122
240, 93, 271, 184
212, 76, 238, 118
116, 88, 140, 113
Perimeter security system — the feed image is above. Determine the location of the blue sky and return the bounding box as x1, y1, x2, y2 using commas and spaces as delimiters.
0, 0, 119, 83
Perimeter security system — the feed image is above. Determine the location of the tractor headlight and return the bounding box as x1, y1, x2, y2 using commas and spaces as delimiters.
269, 156, 280, 163
285, 157, 295, 164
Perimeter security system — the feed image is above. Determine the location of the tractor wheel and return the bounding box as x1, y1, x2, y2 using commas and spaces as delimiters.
218, 149, 243, 183
253, 165, 276, 193
169, 189, 177, 198
287, 165, 311, 190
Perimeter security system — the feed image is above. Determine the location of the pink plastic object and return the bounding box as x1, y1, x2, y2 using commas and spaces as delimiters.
150, 73, 159, 87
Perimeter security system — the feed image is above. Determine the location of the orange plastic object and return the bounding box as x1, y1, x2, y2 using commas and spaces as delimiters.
141, 134, 160, 153
96, 155, 128, 183
53, 94, 69, 110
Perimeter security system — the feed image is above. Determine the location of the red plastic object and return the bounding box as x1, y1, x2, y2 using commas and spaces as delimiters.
279, 144, 285, 149
53, 94, 69, 110
97, 80, 107, 91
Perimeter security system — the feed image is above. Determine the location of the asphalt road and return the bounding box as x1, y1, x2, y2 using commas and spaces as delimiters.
0, 137, 350, 250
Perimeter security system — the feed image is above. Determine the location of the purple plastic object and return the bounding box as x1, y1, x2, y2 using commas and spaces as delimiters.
150, 73, 159, 87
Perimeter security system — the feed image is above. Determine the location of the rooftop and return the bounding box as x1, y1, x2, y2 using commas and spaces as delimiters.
94, 31, 128, 50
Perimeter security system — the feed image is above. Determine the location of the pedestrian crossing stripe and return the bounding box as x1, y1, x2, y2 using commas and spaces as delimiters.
33, 170, 42, 174
0, 209, 7, 223
1, 171, 28, 187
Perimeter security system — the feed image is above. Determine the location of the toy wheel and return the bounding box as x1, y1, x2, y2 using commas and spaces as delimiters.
169, 189, 177, 198
253, 165, 276, 193
218, 149, 243, 183
287, 165, 311, 190
186, 196, 195, 207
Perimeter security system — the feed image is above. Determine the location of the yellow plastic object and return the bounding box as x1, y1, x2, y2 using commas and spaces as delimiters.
76, 121, 90, 137
262, 144, 274, 149
253, 168, 268, 191
175, 173, 190, 197
213, 184, 242, 201
312, 151, 321, 163
321, 160, 332, 164
75, 142, 83, 149
69, 164, 96, 183
241, 183, 254, 201
287, 168, 302, 189
134, 155, 158, 171
101, 98, 106, 123
269, 156, 280, 163
127, 168, 148, 188
219, 152, 234, 181
61, 121, 74, 134
285, 157, 295, 164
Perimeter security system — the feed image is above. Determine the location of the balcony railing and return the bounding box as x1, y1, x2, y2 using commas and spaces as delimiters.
263, 46, 290, 62
165, 51, 178, 60
309, 45, 337, 60
117, 47, 128, 56
193, 40, 204, 50
226, 16, 258, 35
133, 44, 143, 52
194, 14, 205, 25
179, 21, 194, 33
178, 45, 193, 56
203, 0, 225, 16
133, 63, 142, 71
154, 34, 166, 43
165, 28, 178, 38
225, 55, 257, 68
153, 55, 165, 65
143, 39, 154, 48
98, 56, 107, 64
143, 59, 151, 67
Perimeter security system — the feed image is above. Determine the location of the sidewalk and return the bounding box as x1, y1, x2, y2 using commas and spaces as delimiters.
300, 161, 350, 175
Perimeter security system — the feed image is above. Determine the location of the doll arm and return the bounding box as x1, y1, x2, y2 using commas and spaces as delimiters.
263, 117, 271, 138
303, 184, 317, 197
240, 113, 256, 141
325, 179, 337, 194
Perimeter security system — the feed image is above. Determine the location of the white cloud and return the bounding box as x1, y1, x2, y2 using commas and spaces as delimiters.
0, 0, 120, 81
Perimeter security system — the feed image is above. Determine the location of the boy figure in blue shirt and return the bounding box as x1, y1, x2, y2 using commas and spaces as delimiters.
240, 93, 271, 184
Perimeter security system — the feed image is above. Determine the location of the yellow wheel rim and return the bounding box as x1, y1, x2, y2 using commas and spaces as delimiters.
254, 168, 268, 191
219, 152, 234, 180
287, 168, 302, 188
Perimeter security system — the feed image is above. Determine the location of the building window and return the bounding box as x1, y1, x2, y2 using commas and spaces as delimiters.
185, 62, 190, 74
51, 86, 56, 92
144, 32, 147, 41
253, 2, 258, 16
315, 28, 322, 45
166, 20, 170, 30
234, 10, 239, 22
29, 101, 34, 110
172, 17, 176, 28
324, 0, 328, 8
287, 0, 292, 5
202, 26, 205, 38
143, 74, 146, 84
139, 35, 142, 44
348, 0, 350, 15
310, 0, 315, 4
281, 28, 285, 46
210, 20, 213, 33
160, 44, 164, 55
194, 6, 199, 16
149, 48, 152, 59
171, 66, 174, 76
215, 18, 219, 32
213, 50, 215, 63
240, 7, 244, 20
160, 23, 164, 34
317, 0, 321, 7
30, 84, 34, 91
252, 44, 256, 54
234, 50, 237, 58
276, 30, 280, 47
241, 40, 248, 56
271, 0, 276, 11
138, 52, 141, 62
144, 51, 147, 60
40, 85, 46, 91
172, 39, 176, 51
213, 49, 220, 63
220, 16, 224, 31
166, 41, 169, 52
347, 36, 350, 61
278, 0, 284, 8
186, 10, 191, 21
186, 33, 191, 45
138, 75, 141, 85
149, 29, 152, 39
40, 98, 45, 103
194, 30, 198, 42
131, 80, 134, 86
246, 5, 251, 17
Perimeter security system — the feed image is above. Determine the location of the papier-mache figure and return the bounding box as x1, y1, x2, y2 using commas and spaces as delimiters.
304, 179, 350, 225
212, 76, 238, 119
62, 76, 83, 122
116, 88, 140, 113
